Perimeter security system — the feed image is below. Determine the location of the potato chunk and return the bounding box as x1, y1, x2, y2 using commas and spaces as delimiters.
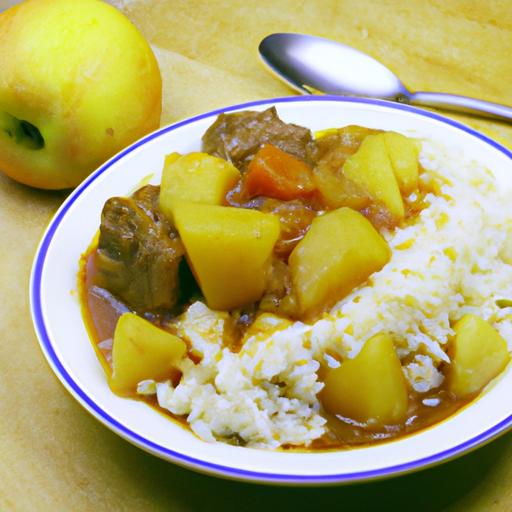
383, 132, 419, 195
312, 125, 379, 211
448, 314, 510, 398
321, 333, 408, 426
111, 313, 187, 395
343, 134, 405, 221
159, 152, 240, 220
289, 207, 390, 315
172, 202, 280, 310
313, 162, 369, 211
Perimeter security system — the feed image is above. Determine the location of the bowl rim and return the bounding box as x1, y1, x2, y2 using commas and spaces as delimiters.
30, 95, 512, 485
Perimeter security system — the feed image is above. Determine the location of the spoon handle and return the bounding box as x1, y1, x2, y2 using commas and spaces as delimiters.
408, 91, 512, 123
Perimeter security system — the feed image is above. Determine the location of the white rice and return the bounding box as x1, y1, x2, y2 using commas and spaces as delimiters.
140, 139, 512, 448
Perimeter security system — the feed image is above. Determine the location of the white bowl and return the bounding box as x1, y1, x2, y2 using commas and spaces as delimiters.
30, 96, 512, 485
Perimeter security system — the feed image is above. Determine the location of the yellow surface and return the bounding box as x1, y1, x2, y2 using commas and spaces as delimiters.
111, 313, 186, 394
173, 201, 280, 310
449, 314, 510, 399
289, 207, 390, 315
0, 0, 161, 189
343, 134, 405, 220
383, 131, 419, 195
1, 0, 512, 510
321, 333, 408, 425
159, 152, 240, 220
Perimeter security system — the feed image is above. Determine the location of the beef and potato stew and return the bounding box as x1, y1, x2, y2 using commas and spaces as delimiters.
80, 107, 510, 450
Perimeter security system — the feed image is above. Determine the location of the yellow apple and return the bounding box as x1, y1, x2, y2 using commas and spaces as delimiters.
0, 0, 162, 189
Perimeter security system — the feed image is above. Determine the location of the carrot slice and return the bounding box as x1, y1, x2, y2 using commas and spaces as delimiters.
245, 144, 315, 200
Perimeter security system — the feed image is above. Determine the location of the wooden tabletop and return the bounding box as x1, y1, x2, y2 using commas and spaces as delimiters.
1, 1, 511, 510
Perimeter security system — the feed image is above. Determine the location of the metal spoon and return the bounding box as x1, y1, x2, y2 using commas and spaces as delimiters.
259, 33, 512, 123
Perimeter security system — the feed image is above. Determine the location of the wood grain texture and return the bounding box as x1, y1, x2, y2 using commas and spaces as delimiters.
0, 0, 511, 510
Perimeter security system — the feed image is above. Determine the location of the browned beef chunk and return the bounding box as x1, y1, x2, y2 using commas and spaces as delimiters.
201, 107, 314, 170
95, 185, 184, 312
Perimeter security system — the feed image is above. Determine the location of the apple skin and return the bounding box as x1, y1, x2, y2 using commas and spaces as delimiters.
0, 0, 162, 189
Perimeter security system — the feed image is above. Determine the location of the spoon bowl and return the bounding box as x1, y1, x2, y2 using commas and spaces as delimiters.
259, 33, 408, 100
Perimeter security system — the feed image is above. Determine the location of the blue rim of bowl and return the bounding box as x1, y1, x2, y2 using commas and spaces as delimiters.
30, 95, 512, 485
